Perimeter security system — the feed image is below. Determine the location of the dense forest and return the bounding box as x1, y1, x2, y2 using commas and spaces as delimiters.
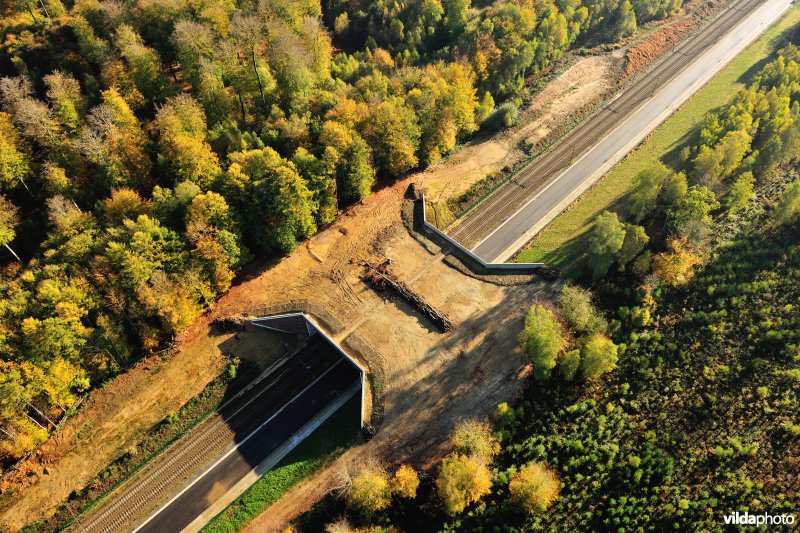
308, 40, 800, 532
0, 0, 685, 462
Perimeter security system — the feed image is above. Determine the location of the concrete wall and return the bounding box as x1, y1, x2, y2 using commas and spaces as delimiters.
252, 313, 365, 427
417, 195, 545, 274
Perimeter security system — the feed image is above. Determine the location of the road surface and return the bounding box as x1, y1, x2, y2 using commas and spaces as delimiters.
136, 357, 360, 533
448, 0, 793, 262
76, 332, 360, 533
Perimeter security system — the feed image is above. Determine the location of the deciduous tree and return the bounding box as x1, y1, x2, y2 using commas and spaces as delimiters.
436, 453, 492, 515
557, 285, 607, 336
348, 463, 391, 518
0, 112, 31, 192
616, 224, 649, 269
628, 164, 668, 222
587, 211, 625, 279
519, 304, 564, 380
0, 196, 21, 261
508, 461, 561, 515
227, 148, 316, 253
391, 464, 420, 499
580, 334, 618, 380
452, 419, 500, 463
774, 180, 800, 226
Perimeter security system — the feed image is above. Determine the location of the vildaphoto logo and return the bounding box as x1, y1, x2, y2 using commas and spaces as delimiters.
723, 511, 795, 526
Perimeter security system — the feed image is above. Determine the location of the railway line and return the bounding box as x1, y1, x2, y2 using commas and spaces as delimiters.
448, 0, 783, 257
74, 333, 339, 533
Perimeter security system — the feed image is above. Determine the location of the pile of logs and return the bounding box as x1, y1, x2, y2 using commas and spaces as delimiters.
361, 260, 453, 332
212, 315, 249, 332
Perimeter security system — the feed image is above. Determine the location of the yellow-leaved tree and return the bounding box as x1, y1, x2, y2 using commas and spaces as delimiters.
391, 464, 420, 499
508, 461, 561, 515
436, 453, 492, 515
347, 463, 391, 518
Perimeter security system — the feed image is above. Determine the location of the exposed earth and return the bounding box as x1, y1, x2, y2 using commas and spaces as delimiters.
0, 8, 719, 527
0, 149, 553, 531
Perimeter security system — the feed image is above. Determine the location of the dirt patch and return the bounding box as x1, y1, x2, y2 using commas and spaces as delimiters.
0, 167, 554, 530
418, 54, 622, 206
623, 19, 698, 79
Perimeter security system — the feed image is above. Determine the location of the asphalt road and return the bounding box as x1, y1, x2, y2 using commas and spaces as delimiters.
449, 0, 793, 262
76, 332, 358, 533
136, 357, 360, 533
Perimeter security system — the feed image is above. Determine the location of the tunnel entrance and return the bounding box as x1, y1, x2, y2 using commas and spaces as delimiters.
135, 313, 364, 532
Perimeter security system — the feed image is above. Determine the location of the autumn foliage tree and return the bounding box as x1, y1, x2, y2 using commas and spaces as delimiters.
508, 461, 561, 515
347, 463, 392, 518
436, 453, 493, 515
391, 464, 420, 499
0, 196, 21, 261
451, 419, 501, 463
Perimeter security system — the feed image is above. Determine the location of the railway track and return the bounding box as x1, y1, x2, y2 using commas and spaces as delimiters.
448, 0, 766, 248
74, 335, 335, 532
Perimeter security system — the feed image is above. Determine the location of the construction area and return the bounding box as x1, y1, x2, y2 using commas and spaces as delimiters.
0, 1, 736, 526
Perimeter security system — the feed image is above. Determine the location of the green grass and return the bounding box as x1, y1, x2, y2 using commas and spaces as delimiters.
513, 5, 800, 277
201, 396, 361, 533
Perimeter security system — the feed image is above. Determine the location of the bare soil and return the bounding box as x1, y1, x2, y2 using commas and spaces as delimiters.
0, 38, 675, 532
623, 19, 698, 79
421, 54, 622, 206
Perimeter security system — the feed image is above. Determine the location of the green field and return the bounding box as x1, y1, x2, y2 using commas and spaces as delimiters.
513, 5, 800, 277
202, 396, 361, 533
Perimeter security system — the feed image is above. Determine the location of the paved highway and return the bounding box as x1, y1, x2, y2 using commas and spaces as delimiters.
136, 357, 360, 533
448, 0, 793, 262
75, 332, 359, 533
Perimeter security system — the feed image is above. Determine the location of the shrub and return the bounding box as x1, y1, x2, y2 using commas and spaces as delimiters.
482, 101, 519, 131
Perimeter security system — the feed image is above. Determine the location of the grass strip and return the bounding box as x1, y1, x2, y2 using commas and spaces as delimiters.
512, 4, 800, 277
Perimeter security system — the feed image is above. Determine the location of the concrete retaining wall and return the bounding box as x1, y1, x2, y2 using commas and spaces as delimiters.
417, 195, 545, 275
